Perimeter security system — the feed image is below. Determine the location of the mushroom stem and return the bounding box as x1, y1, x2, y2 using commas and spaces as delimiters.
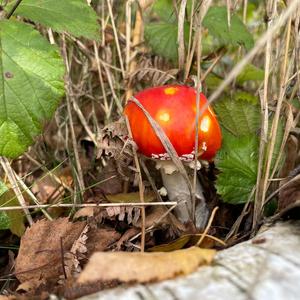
158, 162, 209, 229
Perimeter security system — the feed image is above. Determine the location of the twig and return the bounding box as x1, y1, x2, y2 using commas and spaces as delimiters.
106, 0, 125, 78
196, 206, 218, 247
13, 172, 53, 221
253, 0, 276, 230
0, 202, 178, 211
177, 0, 187, 70
61, 34, 86, 198
258, 11, 292, 227
125, 116, 146, 252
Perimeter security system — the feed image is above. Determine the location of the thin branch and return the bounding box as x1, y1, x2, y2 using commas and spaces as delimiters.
0, 201, 178, 211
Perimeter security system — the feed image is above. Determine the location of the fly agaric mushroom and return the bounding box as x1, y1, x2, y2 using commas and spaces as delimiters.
124, 85, 221, 228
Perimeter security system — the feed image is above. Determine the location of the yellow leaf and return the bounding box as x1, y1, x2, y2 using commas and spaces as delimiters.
78, 247, 216, 284
106, 191, 155, 203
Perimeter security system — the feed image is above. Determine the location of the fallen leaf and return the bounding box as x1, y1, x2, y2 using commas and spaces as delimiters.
147, 234, 226, 252
74, 207, 95, 219
106, 191, 156, 203
64, 225, 89, 278
86, 228, 121, 254
31, 166, 73, 204
15, 218, 86, 283
77, 247, 215, 284
16, 279, 46, 293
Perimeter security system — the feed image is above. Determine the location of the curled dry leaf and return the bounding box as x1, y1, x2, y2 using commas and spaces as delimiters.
15, 218, 86, 284
63, 225, 89, 278
97, 117, 134, 180
77, 247, 215, 284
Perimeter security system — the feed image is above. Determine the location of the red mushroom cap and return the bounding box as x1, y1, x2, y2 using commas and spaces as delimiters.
124, 85, 221, 161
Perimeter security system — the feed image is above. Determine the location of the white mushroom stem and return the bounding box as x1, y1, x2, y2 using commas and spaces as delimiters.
156, 160, 209, 229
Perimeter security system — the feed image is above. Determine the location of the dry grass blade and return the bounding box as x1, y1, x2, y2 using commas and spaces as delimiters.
177, 0, 187, 70
128, 96, 193, 196
0, 157, 33, 226
125, 116, 146, 252
0, 201, 177, 211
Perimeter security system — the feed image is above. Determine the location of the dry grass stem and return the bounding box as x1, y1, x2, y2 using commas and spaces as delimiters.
197, 206, 219, 247
0, 157, 33, 225
0, 201, 177, 212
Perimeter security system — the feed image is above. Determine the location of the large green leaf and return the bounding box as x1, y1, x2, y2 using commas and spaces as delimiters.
0, 20, 65, 157
7, 0, 99, 40
203, 6, 254, 50
145, 23, 189, 62
152, 0, 175, 22
214, 93, 260, 137
215, 133, 258, 204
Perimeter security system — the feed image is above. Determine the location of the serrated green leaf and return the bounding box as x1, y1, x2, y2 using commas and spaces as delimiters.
0, 180, 25, 236
7, 0, 99, 40
214, 94, 260, 137
145, 22, 189, 62
203, 6, 254, 50
0, 20, 65, 158
216, 133, 258, 204
237, 64, 265, 84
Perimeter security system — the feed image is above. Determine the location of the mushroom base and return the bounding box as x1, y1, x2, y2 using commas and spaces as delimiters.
160, 166, 209, 229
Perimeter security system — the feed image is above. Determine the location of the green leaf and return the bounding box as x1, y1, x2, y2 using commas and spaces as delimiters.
0, 20, 65, 158
215, 133, 258, 204
205, 73, 224, 90
203, 6, 254, 50
145, 22, 189, 62
0, 180, 25, 236
237, 64, 265, 84
0, 212, 10, 230
214, 94, 260, 137
0, 181, 10, 231
152, 0, 176, 22
7, 0, 99, 40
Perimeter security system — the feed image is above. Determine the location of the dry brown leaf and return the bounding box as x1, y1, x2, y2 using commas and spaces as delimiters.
64, 225, 89, 278
15, 218, 86, 283
74, 207, 95, 219
31, 166, 73, 204
135, 206, 185, 231
77, 247, 215, 284
116, 227, 140, 250
16, 278, 46, 293
86, 228, 121, 254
